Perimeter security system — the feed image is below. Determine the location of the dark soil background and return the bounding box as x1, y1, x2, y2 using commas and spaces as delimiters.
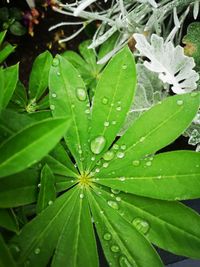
1, 1, 200, 266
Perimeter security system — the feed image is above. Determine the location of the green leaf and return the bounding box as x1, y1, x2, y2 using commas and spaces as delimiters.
36, 164, 56, 214
9, 21, 26, 36
87, 187, 163, 267
0, 209, 19, 232
11, 80, 27, 110
0, 234, 16, 267
49, 55, 90, 172
86, 46, 136, 170
0, 169, 39, 208
0, 31, 6, 46
0, 64, 19, 112
0, 117, 71, 178
10, 187, 79, 267
98, 92, 200, 176
29, 51, 53, 100
103, 189, 200, 259
27, 110, 52, 121
95, 151, 200, 200
0, 43, 15, 64
79, 40, 97, 74
52, 188, 98, 267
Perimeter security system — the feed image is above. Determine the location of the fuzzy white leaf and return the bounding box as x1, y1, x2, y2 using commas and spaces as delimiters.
133, 33, 199, 94
138, 0, 157, 8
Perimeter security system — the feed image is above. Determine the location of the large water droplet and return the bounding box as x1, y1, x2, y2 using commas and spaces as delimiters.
90, 136, 106, 154
132, 160, 140, 166
103, 151, 114, 161
111, 245, 120, 252
34, 248, 41, 255
103, 232, 112, 241
52, 58, 59, 67
116, 151, 125, 159
119, 256, 132, 267
132, 217, 150, 235
102, 97, 108, 104
177, 100, 183, 106
107, 200, 119, 210
76, 88, 87, 101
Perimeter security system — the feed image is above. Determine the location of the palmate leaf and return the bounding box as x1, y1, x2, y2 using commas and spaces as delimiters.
0, 117, 71, 178
7, 47, 200, 267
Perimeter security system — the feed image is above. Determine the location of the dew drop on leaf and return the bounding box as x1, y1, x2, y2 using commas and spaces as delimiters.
48, 200, 53, 205
57, 71, 61, 76
111, 189, 120, 194
104, 121, 110, 127
52, 93, 57, 98
176, 100, 184, 106
50, 104, 55, 111
122, 64, 127, 70
119, 256, 132, 267
132, 160, 140, 166
79, 193, 84, 199
52, 58, 59, 67
112, 121, 116, 125
103, 233, 112, 241
116, 106, 122, 111
102, 97, 109, 105
111, 245, 120, 252
119, 177, 125, 181
103, 151, 114, 161
34, 248, 41, 255
91, 156, 95, 161
76, 88, 87, 101
116, 197, 121, 202
121, 145, 126, 150
90, 136, 106, 154
140, 136, 145, 142
146, 161, 152, 167
103, 162, 109, 168
116, 151, 125, 159
113, 144, 119, 150
107, 200, 119, 210
132, 217, 150, 235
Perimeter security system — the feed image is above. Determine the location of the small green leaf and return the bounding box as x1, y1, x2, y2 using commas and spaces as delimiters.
0, 209, 19, 233
0, 31, 7, 46
0, 234, 16, 267
52, 188, 98, 267
36, 164, 56, 214
49, 55, 90, 172
0, 43, 15, 63
0, 64, 19, 112
29, 51, 53, 100
98, 93, 200, 175
9, 21, 26, 36
0, 117, 71, 178
87, 46, 136, 170
11, 80, 28, 110
87, 188, 163, 267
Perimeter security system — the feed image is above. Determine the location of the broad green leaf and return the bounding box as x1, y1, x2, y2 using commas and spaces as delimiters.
29, 51, 53, 100
0, 169, 39, 208
103, 189, 200, 259
87, 46, 136, 170
98, 92, 200, 175
0, 209, 19, 233
11, 80, 27, 110
0, 234, 16, 267
52, 188, 98, 267
49, 55, 90, 172
0, 117, 71, 178
95, 151, 200, 200
87, 188, 163, 267
36, 164, 56, 214
0, 43, 15, 64
0, 64, 19, 112
10, 187, 79, 267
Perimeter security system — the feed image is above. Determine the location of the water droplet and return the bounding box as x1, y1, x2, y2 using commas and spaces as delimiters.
140, 136, 145, 142
38, 183, 41, 188
85, 109, 90, 114
104, 121, 110, 127
112, 121, 116, 125
132, 218, 150, 235
113, 144, 119, 150
107, 200, 119, 210
111, 245, 120, 252
191, 92, 198, 97
10, 244, 20, 255
76, 88, 87, 101
80, 193, 84, 199
146, 161, 152, 167
177, 100, 183, 106
50, 104, 55, 110
121, 145, 126, 150
157, 175, 162, 179
48, 200, 53, 205
116, 197, 121, 202
116, 151, 125, 159
91, 156, 95, 161
52, 58, 59, 67
111, 189, 120, 194
103, 162, 109, 168
122, 64, 127, 70
119, 177, 125, 182
57, 71, 61, 76
103, 151, 114, 161
132, 160, 140, 166
102, 97, 108, 104
116, 106, 122, 111
90, 136, 106, 154
34, 248, 40, 255
71, 104, 75, 108
95, 168, 100, 173
119, 256, 132, 267
103, 232, 112, 240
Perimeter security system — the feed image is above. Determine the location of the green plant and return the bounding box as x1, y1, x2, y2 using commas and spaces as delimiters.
0, 30, 15, 64
1, 47, 200, 266
0, 7, 26, 36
